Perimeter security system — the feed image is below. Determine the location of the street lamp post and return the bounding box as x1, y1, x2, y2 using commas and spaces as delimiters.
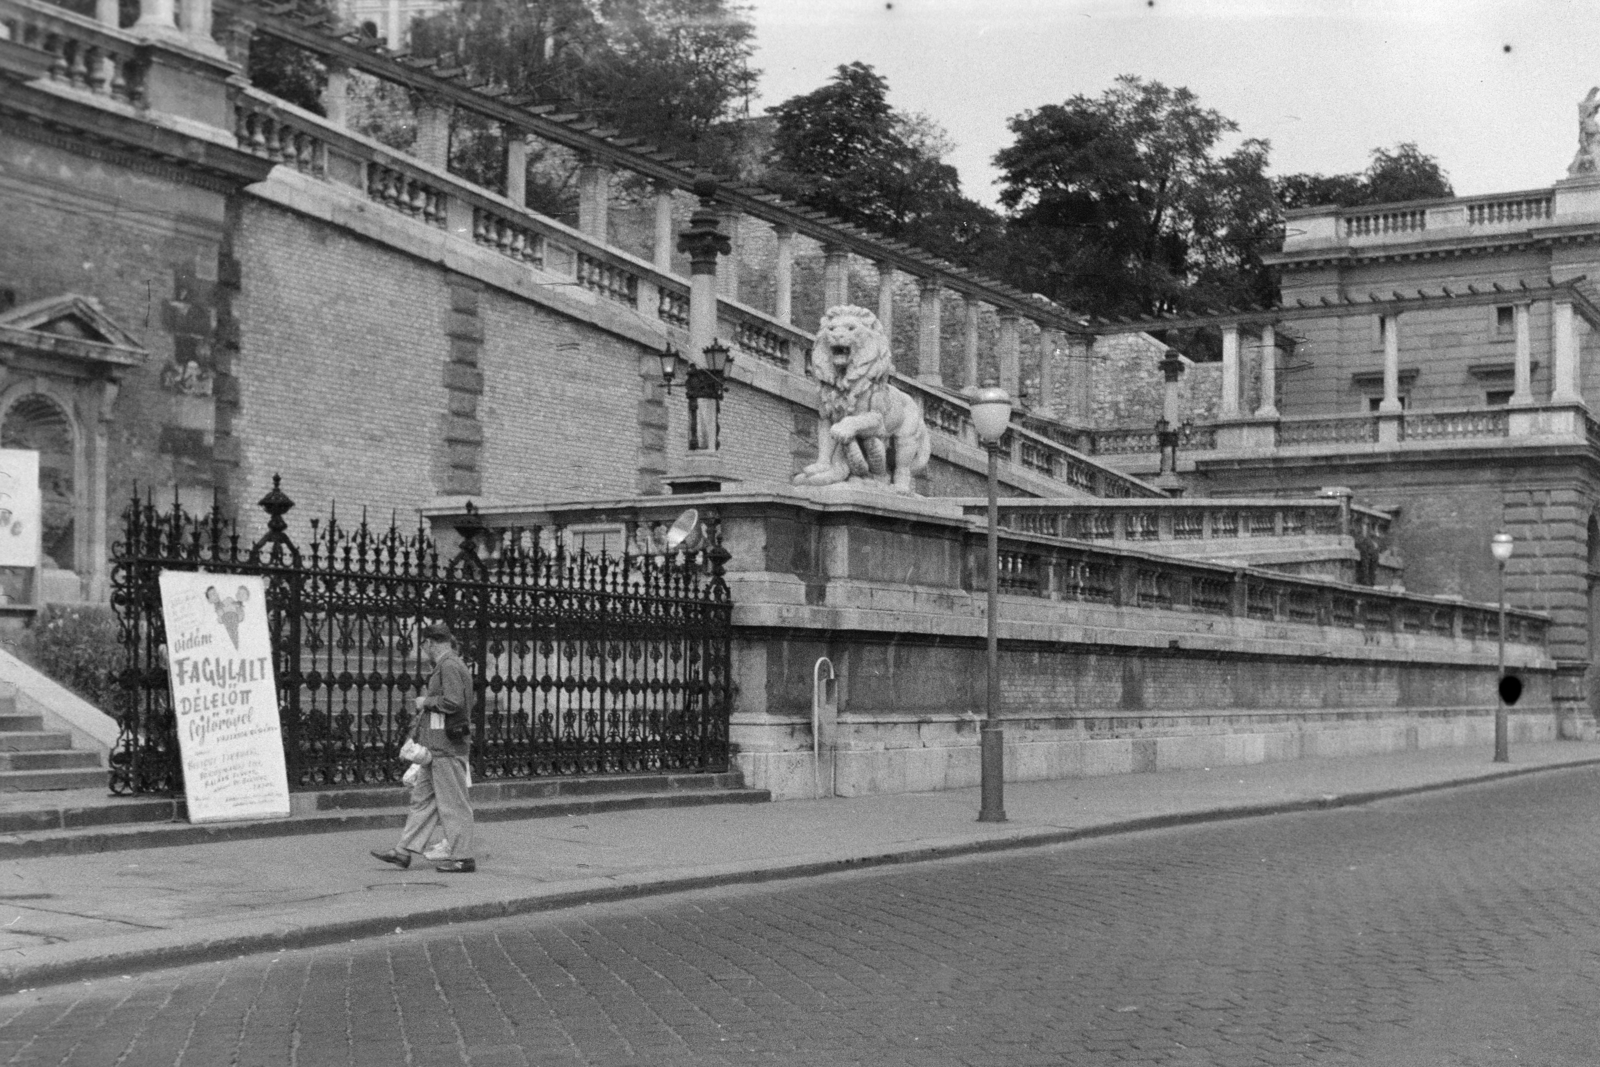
1491, 532, 1514, 762
971, 386, 1013, 823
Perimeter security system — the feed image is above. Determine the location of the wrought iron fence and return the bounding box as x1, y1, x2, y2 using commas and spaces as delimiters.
108, 479, 733, 795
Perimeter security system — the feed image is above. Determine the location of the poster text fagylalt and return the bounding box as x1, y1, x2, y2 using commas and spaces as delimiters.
159, 571, 291, 822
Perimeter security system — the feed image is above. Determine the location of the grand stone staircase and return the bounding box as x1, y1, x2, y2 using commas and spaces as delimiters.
0, 684, 104, 791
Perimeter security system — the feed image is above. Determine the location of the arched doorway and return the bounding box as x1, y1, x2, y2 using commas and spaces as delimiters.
0, 394, 76, 573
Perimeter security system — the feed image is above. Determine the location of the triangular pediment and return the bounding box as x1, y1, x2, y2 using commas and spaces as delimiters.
0, 295, 148, 368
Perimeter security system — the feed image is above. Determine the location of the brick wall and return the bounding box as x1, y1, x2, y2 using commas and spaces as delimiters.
230, 201, 447, 534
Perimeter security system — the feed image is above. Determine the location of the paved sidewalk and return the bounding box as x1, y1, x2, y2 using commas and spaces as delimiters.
0, 741, 1596, 993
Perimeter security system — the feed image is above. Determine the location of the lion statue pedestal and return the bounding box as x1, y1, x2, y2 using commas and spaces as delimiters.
794, 305, 932, 494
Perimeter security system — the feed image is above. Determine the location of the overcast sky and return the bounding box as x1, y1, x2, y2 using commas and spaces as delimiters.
744, 0, 1600, 208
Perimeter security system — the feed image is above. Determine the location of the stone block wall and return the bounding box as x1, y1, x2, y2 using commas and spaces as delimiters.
0, 122, 233, 551
701, 492, 1557, 799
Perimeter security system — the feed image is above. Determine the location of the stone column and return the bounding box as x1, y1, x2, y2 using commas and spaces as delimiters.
717, 208, 741, 301
773, 226, 794, 324
322, 61, 350, 129
1512, 302, 1534, 406
1220, 324, 1241, 418
385, 0, 400, 48
998, 310, 1021, 398
95, 0, 118, 27
133, 0, 177, 36
677, 179, 731, 449
963, 298, 980, 391
652, 183, 674, 272
1379, 314, 1403, 413
917, 277, 942, 385
414, 101, 451, 170
1039, 328, 1062, 414
823, 245, 849, 309
876, 262, 895, 339
504, 133, 528, 207
1553, 298, 1582, 403
1155, 350, 1185, 492
177, 0, 219, 52
577, 159, 611, 242
1255, 323, 1278, 418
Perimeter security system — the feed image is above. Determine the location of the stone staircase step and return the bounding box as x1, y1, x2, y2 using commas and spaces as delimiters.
0, 767, 107, 792
0, 773, 769, 857
0, 715, 45, 733
0, 751, 101, 771
0, 731, 75, 752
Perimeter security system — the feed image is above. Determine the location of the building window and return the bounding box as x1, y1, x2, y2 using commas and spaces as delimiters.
1367, 396, 1408, 412
1486, 389, 1514, 406
1495, 305, 1515, 338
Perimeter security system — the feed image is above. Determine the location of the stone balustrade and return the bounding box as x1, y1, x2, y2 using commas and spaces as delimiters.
1, 0, 145, 104
964, 497, 1390, 548
1078, 403, 1592, 461
894, 377, 1156, 498
1287, 188, 1561, 252
984, 522, 1534, 643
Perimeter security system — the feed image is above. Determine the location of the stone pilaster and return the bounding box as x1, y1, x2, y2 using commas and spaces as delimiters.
440, 279, 484, 495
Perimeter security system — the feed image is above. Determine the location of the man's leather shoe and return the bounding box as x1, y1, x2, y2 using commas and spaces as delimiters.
371, 848, 410, 869
435, 858, 476, 873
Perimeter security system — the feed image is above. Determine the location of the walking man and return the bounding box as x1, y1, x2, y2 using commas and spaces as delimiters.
371, 621, 476, 873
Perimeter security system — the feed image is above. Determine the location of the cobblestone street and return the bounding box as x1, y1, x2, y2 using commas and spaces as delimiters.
3, 766, 1599, 1066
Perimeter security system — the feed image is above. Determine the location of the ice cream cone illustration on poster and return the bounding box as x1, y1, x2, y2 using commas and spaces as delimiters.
159, 570, 290, 823
205, 585, 249, 649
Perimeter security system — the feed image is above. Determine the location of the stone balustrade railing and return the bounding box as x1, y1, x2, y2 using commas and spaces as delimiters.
231, 87, 813, 372
961, 497, 1391, 548
1, 0, 145, 105
985, 523, 1542, 645
1077, 403, 1585, 459
1286, 188, 1560, 252
895, 378, 1157, 498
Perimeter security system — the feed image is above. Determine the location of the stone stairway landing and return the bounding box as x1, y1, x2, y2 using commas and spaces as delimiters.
0, 691, 106, 792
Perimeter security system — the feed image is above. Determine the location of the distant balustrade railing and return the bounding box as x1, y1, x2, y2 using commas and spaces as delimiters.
472, 207, 544, 267
732, 316, 790, 368
577, 251, 639, 307
657, 286, 689, 328
895, 377, 1161, 499
235, 102, 327, 176
1466, 195, 1552, 226
971, 523, 1545, 646
1278, 414, 1379, 446
367, 161, 448, 227
1, 0, 144, 104
966, 498, 1392, 549
1403, 408, 1509, 440
1088, 428, 1161, 455
1344, 208, 1426, 238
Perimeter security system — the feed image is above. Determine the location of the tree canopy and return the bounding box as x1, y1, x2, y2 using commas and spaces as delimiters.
409, 0, 759, 168
991, 75, 1278, 322
1275, 142, 1454, 210
762, 62, 1005, 267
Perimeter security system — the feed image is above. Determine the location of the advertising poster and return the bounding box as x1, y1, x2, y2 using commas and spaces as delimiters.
0, 450, 40, 569
158, 571, 291, 823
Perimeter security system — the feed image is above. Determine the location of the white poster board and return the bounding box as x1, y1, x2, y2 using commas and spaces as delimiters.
0, 450, 40, 569
159, 571, 291, 823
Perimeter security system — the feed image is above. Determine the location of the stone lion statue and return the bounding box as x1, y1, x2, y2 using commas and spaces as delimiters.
794, 305, 931, 493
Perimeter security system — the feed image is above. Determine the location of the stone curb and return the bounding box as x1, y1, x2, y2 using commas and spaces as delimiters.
1, 756, 1596, 995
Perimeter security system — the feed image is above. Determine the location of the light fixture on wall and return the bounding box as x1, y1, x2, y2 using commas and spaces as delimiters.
687, 339, 734, 450
657, 344, 685, 393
